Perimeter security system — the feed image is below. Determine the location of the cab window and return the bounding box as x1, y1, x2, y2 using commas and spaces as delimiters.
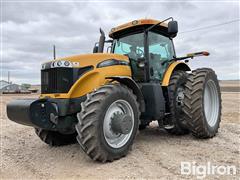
113, 33, 144, 60
113, 33, 145, 81
148, 31, 175, 80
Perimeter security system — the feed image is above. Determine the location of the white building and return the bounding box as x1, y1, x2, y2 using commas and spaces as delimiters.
0, 80, 28, 93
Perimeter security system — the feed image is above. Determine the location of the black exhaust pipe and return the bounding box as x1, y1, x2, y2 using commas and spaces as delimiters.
98, 28, 105, 53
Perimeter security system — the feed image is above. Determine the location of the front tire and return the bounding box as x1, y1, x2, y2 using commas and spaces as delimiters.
35, 128, 77, 146
184, 68, 222, 138
75, 84, 140, 162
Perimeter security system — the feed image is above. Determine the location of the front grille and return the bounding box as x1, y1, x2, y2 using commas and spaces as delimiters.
41, 68, 74, 94
41, 66, 93, 94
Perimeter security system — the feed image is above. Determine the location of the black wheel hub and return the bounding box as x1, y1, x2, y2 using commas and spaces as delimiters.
111, 112, 133, 135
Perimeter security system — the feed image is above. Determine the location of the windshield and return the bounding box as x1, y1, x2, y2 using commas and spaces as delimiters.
112, 33, 145, 81
113, 33, 145, 60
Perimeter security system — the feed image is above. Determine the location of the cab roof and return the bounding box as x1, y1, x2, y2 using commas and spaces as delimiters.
109, 19, 168, 39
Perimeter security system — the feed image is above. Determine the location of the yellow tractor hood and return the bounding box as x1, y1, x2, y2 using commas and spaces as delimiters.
50, 53, 129, 68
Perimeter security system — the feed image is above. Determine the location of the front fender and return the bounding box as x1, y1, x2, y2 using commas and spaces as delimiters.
69, 71, 106, 98
69, 65, 131, 98
106, 76, 145, 112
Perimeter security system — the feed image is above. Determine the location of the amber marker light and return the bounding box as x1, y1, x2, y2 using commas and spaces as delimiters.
202, 51, 210, 56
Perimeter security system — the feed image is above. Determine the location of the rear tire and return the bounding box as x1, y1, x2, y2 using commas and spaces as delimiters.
75, 84, 140, 162
184, 68, 222, 138
35, 128, 77, 146
162, 70, 189, 135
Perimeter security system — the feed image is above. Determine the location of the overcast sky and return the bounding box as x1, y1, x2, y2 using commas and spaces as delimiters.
1, 0, 239, 84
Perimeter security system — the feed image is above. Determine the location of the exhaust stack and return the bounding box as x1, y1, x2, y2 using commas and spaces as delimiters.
98, 28, 105, 53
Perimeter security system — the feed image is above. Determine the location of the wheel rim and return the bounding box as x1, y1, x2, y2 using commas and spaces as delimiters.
204, 79, 219, 127
176, 86, 185, 109
103, 100, 134, 148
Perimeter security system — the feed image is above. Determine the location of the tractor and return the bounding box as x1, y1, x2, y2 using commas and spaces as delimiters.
7, 18, 222, 162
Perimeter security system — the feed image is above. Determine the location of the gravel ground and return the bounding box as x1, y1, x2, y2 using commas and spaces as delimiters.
0, 92, 239, 179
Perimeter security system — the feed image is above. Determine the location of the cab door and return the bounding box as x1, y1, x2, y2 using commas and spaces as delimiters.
148, 31, 175, 81
112, 32, 146, 82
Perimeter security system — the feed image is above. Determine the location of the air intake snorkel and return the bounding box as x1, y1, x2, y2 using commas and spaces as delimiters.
98, 28, 105, 53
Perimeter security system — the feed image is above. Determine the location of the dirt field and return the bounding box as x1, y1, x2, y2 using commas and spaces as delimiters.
0, 82, 239, 179
220, 80, 240, 92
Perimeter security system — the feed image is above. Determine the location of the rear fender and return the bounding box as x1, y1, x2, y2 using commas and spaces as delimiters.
162, 62, 191, 86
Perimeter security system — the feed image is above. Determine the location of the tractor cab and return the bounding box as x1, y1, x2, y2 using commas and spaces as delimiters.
96, 18, 178, 82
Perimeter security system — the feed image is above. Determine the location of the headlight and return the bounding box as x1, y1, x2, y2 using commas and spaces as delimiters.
97, 59, 129, 68
57, 61, 62, 66
41, 60, 80, 70
64, 61, 70, 66
51, 60, 73, 68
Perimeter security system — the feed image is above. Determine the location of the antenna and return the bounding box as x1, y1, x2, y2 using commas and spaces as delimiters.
144, 5, 152, 19
8, 71, 10, 84
53, 45, 56, 59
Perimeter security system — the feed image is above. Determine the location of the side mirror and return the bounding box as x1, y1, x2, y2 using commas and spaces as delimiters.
168, 21, 178, 38
93, 46, 98, 53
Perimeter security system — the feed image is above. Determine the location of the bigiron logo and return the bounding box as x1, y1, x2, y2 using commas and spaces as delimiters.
180, 161, 237, 179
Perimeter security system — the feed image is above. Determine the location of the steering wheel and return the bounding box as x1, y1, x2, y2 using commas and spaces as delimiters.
136, 48, 144, 57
